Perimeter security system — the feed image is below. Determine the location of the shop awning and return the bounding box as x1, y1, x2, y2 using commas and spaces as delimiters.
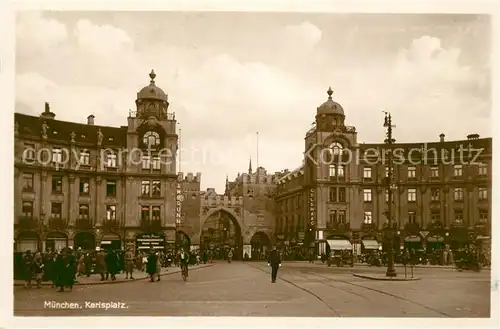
427, 236, 444, 243
404, 235, 422, 243
362, 239, 380, 250
476, 235, 490, 241
327, 239, 352, 251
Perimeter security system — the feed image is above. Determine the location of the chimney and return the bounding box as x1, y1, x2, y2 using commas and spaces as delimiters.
87, 115, 95, 125
439, 133, 445, 142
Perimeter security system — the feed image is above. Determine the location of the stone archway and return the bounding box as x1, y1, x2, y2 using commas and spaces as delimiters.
200, 208, 243, 260
74, 231, 96, 251
250, 231, 271, 260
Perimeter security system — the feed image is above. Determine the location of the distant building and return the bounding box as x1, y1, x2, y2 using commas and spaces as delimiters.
274, 87, 492, 256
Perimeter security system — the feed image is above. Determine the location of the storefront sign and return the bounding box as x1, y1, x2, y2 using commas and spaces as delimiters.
309, 188, 316, 227
176, 183, 184, 225
136, 233, 165, 250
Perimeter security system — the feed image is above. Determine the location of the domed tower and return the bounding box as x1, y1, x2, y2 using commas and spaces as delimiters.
135, 70, 169, 120
315, 87, 345, 131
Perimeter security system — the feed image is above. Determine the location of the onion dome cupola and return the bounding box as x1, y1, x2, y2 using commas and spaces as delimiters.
316, 87, 345, 130
135, 69, 170, 119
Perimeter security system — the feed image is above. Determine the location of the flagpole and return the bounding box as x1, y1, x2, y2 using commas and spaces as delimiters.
256, 132, 259, 169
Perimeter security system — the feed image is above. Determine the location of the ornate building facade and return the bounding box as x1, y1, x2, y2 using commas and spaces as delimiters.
274, 88, 492, 256
14, 77, 492, 259
14, 71, 182, 252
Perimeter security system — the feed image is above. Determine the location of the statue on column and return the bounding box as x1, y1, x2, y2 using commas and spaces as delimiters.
97, 128, 103, 146
41, 121, 48, 139
70, 131, 76, 143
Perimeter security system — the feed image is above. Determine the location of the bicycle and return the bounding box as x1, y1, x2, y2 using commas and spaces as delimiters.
181, 263, 188, 281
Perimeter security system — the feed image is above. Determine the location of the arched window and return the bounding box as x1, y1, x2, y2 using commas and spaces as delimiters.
143, 131, 160, 147
330, 142, 343, 155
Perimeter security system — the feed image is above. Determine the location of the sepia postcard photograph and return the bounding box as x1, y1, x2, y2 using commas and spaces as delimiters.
1, 1, 498, 328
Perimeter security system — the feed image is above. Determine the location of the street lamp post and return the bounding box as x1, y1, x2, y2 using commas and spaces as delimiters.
384, 112, 397, 277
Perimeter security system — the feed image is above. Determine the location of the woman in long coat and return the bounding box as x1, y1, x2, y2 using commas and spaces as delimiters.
146, 248, 158, 282
155, 251, 162, 281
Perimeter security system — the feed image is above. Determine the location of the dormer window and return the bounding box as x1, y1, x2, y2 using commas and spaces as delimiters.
143, 131, 160, 148
53, 130, 58, 135
108, 137, 114, 141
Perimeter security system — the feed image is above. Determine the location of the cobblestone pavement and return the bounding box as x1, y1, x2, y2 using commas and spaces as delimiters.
13, 261, 491, 317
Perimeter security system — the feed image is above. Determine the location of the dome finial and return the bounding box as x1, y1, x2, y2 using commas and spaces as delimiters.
327, 87, 333, 99
149, 69, 156, 83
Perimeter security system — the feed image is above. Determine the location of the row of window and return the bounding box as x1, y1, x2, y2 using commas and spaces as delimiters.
276, 208, 490, 232
279, 185, 488, 213
21, 173, 163, 198
360, 164, 488, 179
361, 187, 488, 202
21, 201, 162, 221
23, 144, 166, 170
362, 209, 489, 225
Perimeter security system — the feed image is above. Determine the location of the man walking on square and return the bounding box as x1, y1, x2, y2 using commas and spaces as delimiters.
267, 245, 281, 283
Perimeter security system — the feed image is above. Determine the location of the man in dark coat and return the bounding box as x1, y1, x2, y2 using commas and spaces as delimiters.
146, 247, 158, 282
105, 249, 119, 281
267, 245, 282, 283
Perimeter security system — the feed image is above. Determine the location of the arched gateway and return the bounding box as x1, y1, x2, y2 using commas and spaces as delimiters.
250, 231, 271, 260
200, 208, 242, 260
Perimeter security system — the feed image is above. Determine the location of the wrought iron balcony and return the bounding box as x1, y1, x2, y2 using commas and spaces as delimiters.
327, 222, 350, 233
18, 216, 39, 229
140, 219, 163, 231
102, 219, 123, 229
361, 222, 376, 231
404, 222, 420, 233
427, 220, 444, 232
48, 217, 68, 230
76, 218, 94, 229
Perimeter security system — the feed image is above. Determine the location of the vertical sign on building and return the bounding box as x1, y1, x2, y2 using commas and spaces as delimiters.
309, 188, 315, 228
176, 183, 184, 225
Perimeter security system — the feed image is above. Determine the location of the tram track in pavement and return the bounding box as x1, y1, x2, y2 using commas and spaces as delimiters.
246, 263, 340, 316
302, 270, 453, 317
248, 263, 453, 317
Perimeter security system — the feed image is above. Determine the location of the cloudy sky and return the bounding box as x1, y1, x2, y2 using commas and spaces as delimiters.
15, 11, 491, 192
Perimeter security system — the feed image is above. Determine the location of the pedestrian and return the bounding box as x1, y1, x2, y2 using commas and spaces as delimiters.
22, 250, 34, 288
124, 248, 135, 280
267, 245, 282, 283
146, 247, 158, 282
77, 252, 85, 278
95, 247, 107, 281
106, 249, 119, 281
155, 250, 162, 282
32, 253, 44, 289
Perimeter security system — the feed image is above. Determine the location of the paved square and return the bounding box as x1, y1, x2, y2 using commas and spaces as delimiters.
13, 262, 491, 317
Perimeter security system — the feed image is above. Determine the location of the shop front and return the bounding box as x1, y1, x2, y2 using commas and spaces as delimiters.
100, 233, 121, 250
74, 231, 96, 251
136, 233, 165, 251
361, 235, 380, 254
403, 235, 422, 250
326, 235, 352, 255
16, 231, 40, 252
45, 231, 68, 252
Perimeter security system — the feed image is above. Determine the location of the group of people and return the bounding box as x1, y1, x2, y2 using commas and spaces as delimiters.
22, 247, 77, 291
19, 246, 198, 290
